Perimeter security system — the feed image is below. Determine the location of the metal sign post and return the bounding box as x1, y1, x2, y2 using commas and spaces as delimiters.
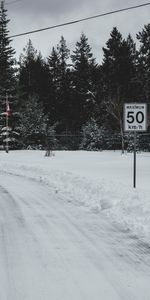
124, 103, 147, 188
133, 132, 136, 188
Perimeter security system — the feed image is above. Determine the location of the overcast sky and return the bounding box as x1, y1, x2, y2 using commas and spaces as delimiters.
6, 0, 150, 63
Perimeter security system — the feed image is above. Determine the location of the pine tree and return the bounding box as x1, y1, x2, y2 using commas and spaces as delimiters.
0, 1, 17, 150
18, 95, 48, 148
80, 118, 106, 151
102, 27, 136, 101
47, 46, 60, 124
47, 36, 73, 132
0, 1, 16, 101
125, 34, 139, 101
101, 27, 137, 152
48, 46, 60, 83
136, 24, 150, 103
71, 33, 96, 130
18, 39, 38, 100
18, 39, 50, 108
57, 36, 70, 78
56, 36, 73, 131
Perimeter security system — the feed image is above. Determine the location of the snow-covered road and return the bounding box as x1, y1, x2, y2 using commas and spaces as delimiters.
0, 168, 150, 300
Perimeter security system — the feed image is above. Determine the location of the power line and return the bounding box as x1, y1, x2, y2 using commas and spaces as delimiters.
9, 2, 150, 38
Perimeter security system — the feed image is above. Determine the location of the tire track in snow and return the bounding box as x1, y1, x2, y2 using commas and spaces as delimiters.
0, 174, 123, 299
0, 185, 23, 300
0, 183, 49, 300
0, 172, 150, 299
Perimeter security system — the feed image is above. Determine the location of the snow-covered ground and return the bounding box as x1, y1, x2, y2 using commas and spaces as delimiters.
0, 150, 150, 299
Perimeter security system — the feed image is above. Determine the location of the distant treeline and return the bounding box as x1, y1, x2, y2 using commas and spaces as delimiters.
0, 2, 150, 150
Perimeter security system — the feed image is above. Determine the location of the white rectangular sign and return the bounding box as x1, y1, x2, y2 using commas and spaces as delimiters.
124, 103, 147, 132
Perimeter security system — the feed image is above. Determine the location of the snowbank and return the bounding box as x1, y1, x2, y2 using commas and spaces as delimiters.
0, 150, 150, 244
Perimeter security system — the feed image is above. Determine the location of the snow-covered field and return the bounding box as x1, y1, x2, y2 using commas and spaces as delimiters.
0, 150, 150, 299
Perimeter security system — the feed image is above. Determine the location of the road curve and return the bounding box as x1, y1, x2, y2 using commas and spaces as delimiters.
0, 172, 150, 300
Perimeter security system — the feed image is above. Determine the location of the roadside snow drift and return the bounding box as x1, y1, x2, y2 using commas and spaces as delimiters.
0, 150, 150, 300
0, 150, 150, 244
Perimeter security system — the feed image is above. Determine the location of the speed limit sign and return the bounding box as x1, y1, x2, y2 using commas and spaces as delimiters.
124, 103, 147, 188
124, 103, 147, 132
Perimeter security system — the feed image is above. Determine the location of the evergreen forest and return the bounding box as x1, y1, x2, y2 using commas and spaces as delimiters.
0, 1, 150, 152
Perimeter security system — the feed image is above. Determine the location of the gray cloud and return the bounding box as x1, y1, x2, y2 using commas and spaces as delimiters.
6, 0, 150, 62
7, 0, 89, 16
